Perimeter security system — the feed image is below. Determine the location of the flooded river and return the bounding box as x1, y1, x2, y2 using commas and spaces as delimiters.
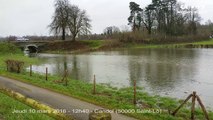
29, 48, 213, 109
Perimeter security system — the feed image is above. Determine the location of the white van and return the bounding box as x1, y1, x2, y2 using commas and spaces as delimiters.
16, 37, 29, 41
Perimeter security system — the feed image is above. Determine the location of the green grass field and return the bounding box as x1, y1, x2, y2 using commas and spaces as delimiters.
0, 42, 22, 54
80, 40, 104, 49
191, 39, 213, 45
0, 92, 54, 120
128, 39, 213, 49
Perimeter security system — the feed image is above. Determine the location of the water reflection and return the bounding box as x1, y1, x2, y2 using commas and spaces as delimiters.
29, 48, 213, 108
125, 49, 197, 93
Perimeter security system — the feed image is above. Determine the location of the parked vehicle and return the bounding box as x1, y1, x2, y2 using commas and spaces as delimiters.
16, 37, 29, 41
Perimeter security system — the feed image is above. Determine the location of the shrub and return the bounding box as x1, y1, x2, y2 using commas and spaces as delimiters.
5, 60, 24, 73
118, 31, 210, 44
0, 42, 21, 54
119, 32, 149, 43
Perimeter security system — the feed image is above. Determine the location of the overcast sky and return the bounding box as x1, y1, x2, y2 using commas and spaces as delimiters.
0, 0, 213, 37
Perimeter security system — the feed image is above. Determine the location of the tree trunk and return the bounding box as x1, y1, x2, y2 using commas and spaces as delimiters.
62, 28, 66, 40
148, 28, 152, 34
72, 34, 76, 42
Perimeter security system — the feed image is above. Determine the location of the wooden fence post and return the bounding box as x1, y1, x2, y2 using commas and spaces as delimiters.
172, 91, 210, 120
172, 94, 193, 116
191, 91, 196, 120
196, 95, 210, 120
30, 64, 32, 76
133, 80, 136, 105
65, 70, 68, 86
45, 67, 48, 81
93, 75, 96, 94
6, 63, 8, 71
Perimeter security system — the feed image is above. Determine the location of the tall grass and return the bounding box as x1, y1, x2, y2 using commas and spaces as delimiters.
0, 42, 22, 54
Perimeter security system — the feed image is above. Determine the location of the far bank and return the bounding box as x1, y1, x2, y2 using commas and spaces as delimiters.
33, 38, 213, 54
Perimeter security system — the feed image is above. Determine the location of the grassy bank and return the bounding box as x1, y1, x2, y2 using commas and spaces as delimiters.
0, 43, 39, 69
42, 39, 213, 54
0, 92, 54, 120
126, 39, 213, 49
0, 42, 22, 54
43, 40, 106, 54
0, 43, 47, 120
0, 54, 38, 69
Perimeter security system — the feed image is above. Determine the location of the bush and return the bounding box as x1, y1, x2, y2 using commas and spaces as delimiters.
118, 31, 210, 44
5, 60, 24, 73
0, 42, 21, 54
119, 32, 149, 43
150, 33, 210, 44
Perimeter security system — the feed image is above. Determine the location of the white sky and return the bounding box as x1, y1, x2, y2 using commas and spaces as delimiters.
0, 0, 212, 37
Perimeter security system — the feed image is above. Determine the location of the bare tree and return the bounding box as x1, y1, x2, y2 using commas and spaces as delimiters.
186, 6, 201, 35
103, 26, 120, 35
141, 4, 156, 34
68, 5, 91, 41
49, 0, 91, 41
49, 0, 70, 40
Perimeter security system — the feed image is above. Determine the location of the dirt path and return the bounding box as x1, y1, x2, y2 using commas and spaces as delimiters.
0, 76, 136, 120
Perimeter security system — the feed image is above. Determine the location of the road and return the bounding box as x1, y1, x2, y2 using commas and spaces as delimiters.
0, 76, 136, 120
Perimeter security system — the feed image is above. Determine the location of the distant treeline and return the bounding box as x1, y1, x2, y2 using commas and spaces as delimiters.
128, 0, 202, 35
103, 0, 213, 43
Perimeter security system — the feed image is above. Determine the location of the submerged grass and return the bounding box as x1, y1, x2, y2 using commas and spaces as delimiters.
0, 92, 54, 120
